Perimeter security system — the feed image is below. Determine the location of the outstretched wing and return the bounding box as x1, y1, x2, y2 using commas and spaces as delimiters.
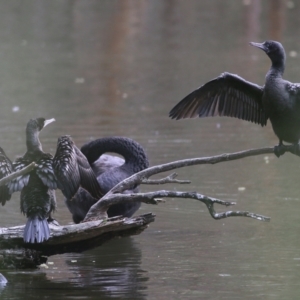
9, 157, 31, 194
169, 72, 267, 126
36, 153, 57, 190
0, 147, 13, 205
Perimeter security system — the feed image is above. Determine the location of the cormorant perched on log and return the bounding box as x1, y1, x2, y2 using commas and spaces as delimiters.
0, 147, 13, 206
169, 40, 300, 157
8, 118, 57, 243
55, 136, 149, 224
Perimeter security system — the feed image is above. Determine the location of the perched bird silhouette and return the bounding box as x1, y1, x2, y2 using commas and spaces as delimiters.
169, 40, 300, 156
8, 118, 57, 243
0, 147, 14, 206
56, 136, 149, 224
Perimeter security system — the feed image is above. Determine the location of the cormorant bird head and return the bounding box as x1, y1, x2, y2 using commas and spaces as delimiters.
27, 118, 56, 132
250, 40, 286, 68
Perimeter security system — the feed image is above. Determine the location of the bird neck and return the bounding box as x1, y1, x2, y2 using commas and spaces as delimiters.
269, 66, 284, 79
26, 129, 43, 153
81, 137, 149, 172
267, 55, 285, 79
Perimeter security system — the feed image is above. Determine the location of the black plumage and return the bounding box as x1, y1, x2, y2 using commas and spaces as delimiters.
65, 137, 149, 223
8, 118, 57, 243
0, 147, 13, 206
169, 40, 300, 155
53, 135, 104, 201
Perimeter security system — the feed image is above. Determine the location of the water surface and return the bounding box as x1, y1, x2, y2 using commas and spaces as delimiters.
1, 1, 300, 299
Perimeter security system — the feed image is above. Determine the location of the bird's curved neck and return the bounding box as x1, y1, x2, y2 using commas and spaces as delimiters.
81, 137, 149, 172
26, 129, 42, 153
267, 57, 285, 79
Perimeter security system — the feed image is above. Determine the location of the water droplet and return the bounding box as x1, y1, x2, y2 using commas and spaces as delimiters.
75, 78, 85, 84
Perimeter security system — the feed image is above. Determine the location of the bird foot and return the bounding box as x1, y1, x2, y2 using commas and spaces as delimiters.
47, 217, 60, 226
274, 144, 286, 158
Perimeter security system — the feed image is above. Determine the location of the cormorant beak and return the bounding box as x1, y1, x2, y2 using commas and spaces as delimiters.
250, 42, 267, 52
44, 118, 56, 128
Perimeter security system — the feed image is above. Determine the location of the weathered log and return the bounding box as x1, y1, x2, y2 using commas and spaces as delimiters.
0, 213, 155, 269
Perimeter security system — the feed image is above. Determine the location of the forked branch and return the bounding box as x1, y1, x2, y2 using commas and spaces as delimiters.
83, 146, 295, 223
83, 190, 270, 222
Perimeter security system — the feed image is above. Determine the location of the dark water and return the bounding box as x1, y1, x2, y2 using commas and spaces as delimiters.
1, 0, 300, 299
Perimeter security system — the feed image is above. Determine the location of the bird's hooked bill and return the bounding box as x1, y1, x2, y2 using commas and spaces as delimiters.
249, 42, 265, 50
44, 118, 56, 127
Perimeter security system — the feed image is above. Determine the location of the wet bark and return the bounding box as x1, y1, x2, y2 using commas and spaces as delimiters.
0, 213, 155, 269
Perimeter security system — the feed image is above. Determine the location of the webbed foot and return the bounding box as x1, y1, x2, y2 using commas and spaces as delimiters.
47, 216, 60, 226
274, 141, 285, 158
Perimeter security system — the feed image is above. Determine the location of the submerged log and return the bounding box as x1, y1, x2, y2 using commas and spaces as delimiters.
0, 213, 155, 269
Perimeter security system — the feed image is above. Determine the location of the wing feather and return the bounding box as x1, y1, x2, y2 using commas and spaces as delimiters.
169, 72, 267, 126
0, 148, 13, 205
53, 136, 103, 200
9, 158, 31, 194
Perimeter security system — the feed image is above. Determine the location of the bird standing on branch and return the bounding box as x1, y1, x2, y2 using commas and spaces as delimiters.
169, 40, 300, 157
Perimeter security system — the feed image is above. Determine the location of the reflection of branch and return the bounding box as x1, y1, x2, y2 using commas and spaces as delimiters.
0, 162, 36, 186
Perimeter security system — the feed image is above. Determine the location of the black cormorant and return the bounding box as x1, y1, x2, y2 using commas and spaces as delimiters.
8, 118, 57, 243
62, 136, 149, 223
169, 40, 300, 156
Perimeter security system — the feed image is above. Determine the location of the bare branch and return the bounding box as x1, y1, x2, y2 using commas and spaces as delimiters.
142, 172, 191, 185
106, 147, 275, 195
104, 145, 300, 196
82, 146, 287, 223
83, 190, 270, 223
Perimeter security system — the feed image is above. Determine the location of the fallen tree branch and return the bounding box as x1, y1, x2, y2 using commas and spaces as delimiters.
83, 190, 270, 223
106, 146, 283, 195
83, 145, 290, 223
83, 146, 287, 221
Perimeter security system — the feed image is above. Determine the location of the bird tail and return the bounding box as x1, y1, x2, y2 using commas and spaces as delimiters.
23, 217, 50, 243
